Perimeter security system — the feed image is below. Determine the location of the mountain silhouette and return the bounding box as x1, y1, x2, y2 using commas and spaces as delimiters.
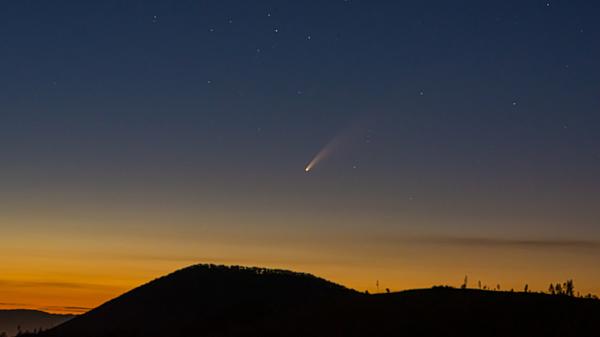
34, 264, 600, 337
0, 310, 73, 337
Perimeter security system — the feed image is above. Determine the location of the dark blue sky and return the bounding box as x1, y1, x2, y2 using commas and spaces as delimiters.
2, 1, 600, 307
3, 0, 600, 225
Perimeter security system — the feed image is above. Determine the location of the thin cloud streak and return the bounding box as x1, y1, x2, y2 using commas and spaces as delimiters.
39, 306, 89, 314
406, 236, 600, 249
0, 302, 27, 306
0, 279, 119, 290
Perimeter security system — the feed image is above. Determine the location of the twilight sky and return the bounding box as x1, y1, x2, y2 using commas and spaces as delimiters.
2, 0, 600, 313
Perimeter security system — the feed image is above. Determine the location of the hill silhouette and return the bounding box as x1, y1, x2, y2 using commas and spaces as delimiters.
0, 310, 73, 337
34, 264, 600, 337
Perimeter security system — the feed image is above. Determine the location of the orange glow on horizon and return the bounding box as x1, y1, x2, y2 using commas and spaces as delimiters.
3, 214, 600, 315
3, 249, 600, 315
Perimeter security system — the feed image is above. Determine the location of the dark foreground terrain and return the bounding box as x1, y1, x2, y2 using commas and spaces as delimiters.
27, 264, 600, 337
0, 310, 73, 337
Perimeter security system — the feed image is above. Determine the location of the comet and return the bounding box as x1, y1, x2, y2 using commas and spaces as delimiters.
304, 119, 370, 173
304, 130, 350, 172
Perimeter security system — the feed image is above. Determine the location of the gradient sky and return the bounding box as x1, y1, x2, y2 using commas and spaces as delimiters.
2, 0, 600, 314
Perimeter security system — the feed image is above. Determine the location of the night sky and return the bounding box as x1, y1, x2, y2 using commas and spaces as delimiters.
2, 0, 600, 313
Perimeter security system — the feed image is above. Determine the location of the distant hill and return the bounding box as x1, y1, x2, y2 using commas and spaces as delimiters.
0, 310, 73, 337
35, 264, 600, 337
